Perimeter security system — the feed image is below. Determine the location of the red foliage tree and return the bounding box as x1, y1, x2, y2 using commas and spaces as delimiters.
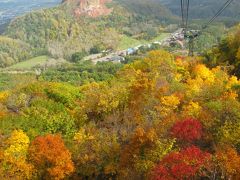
170, 118, 203, 142
151, 146, 211, 180
29, 134, 74, 180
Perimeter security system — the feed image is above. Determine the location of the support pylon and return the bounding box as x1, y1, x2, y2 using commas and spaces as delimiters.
188, 37, 194, 56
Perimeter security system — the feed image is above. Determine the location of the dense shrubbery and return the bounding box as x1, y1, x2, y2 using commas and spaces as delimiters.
41, 61, 123, 84
71, 51, 88, 63
1, 50, 240, 179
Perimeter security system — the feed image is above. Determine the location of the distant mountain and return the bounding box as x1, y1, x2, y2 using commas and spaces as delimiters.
116, 0, 175, 20
159, 0, 240, 20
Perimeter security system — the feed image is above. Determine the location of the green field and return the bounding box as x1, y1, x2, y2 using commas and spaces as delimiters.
118, 35, 146, 50
118, 33, 170, 50
151, 33, 171, 42
6, 56, 49, 70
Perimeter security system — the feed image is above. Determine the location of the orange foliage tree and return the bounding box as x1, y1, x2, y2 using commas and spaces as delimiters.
216, 147, 240, 179
28, 134, 74, 179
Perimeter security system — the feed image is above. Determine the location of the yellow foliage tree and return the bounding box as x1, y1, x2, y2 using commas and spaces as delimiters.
79, 82, 128, 118
0, 91, 9, 103
194, 64, 215, 82
155, 94, 180, 117
183, 101, 202, 118
226, 75, 240, 89
0, 130, 34, 179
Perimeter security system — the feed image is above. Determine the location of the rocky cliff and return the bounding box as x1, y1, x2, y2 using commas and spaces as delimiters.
62, 0, 112, 17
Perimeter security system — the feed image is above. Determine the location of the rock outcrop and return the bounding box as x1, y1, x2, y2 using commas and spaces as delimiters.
62, 0, 112, 17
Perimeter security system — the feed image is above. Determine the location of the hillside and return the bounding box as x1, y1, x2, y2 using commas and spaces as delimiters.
0, 0, 177, 67
0, 36, 33, 67
3, 0, 238, 68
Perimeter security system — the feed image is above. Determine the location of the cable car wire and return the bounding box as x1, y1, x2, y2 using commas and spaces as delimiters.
202, 0, 234, 30
179, 0, 234, 56
187, 0, 234, 40
181, 0, 184, 28
186, 0, 190, 30
180, 0, 190, 32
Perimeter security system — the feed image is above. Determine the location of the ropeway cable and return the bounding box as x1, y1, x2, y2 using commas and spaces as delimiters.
202, 0, 234, 30
180, 0, 190, 32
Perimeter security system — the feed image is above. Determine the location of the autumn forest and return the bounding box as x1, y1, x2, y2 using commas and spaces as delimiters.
0, 0, 240, 180
1, 44, 240, 179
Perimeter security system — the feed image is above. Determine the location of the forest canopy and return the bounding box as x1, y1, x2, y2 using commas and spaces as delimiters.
0, 50, 240, 179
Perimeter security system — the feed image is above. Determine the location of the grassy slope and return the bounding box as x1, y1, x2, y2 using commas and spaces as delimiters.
6, 56, 49, 70
118, 35, 146, 50
0, 56, 46, 90
151, 33, 170, 42
118, 33, 170, 50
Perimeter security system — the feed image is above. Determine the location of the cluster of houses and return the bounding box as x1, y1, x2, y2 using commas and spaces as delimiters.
162, 29, 185, 48
86, 28, 185, 64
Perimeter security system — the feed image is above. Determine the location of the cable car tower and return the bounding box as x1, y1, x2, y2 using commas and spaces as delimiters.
180, 0, 234, 56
